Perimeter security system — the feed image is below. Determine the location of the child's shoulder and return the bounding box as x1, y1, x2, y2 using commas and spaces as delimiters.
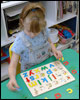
13, 31, 25, 46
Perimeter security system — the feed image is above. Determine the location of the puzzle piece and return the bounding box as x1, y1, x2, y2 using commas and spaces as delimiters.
44, 97, 48, 99
63, 61, 69, 66
16, 87, 22, 91
37, 80, 42, 85
66, 88, 73, 94
52, 74, 56, 79
29, 70, 34, 76
54, 93, 61, 99
41, 77, 48, 83
50, 64, 54, 68
59, 57, 64, 61
26, 78, 30, 83
72, 70, 77, 74
48, 75, 52, 81
30, 76, 35, 81
46, 69, 53, 75
34, 68, 40, 73
35, 74, 39, 79
41, 66, 48, 71
23, 72, 28, 77
28, 81, 37, 87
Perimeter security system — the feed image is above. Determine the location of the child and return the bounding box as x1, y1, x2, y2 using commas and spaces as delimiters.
7, 2, 63, 91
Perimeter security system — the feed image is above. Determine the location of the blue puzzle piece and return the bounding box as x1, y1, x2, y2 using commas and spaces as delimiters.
50, 64, 54, 68
23, 72, 28, 77
41, 77, 48, 83
16, 87, 22, 91
46, 69, 53, 75
30, 76, 35, 81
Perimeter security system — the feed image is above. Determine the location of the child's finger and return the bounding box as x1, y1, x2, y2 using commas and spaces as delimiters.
54, 53, 58, 59
13, 81, 20, 89
8, 83, 16, 91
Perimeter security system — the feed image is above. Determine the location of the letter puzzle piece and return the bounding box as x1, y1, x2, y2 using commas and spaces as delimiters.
44, 97, 48, 99
41, 77, 48, 83
28, 81, 37, 87
59, 57, 64, 61
46, 69, 53, 74
50, 64, 54, 68
63, 61, 69, 65
34, 68, 40, 73
41, 66, 48, 71
72, 70, 77, 74
54, 93, 61, 99
66, 88, 73, 94
29, 70, 34, 76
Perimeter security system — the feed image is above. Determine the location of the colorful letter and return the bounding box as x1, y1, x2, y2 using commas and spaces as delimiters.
59, 57, 64, 61
50, 64, 54, 68
52, 74, 56, 79
30, 76, 35, 81
37, 80, 42, 85
41, 77, 48, 83
28, 81, 37, 87
66, 88, 73, 94
63, 61, 69, 65
46, 69, 53, 75
48, 75, 52, 81
26, 78, 30, 83
44, 97, 48, 99
23, 72, 28, 77
34, 68, 40, 73
35, 74, 39, 79
29, 70, 34, 76
54, 93, 61, 99
72, 70, 77, 74
41, 66, 48, 71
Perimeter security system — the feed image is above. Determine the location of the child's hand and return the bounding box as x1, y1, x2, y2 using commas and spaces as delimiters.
53, 50, 63, 59
7, 79, 20, 91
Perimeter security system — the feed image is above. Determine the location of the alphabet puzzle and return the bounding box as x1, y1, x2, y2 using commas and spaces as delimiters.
20, 61, 75, 97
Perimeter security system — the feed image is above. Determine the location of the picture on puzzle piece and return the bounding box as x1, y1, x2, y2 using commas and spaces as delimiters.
20, 61, 75, 97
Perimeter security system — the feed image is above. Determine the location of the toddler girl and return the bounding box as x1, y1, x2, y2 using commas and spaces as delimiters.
7, 2, 63, 91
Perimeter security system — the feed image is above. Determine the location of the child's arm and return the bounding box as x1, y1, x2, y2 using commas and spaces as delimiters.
48, 38, 63, 59
7, 52, 20, 91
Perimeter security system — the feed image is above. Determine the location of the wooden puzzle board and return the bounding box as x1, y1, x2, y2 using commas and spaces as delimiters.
20, 61, 75, 97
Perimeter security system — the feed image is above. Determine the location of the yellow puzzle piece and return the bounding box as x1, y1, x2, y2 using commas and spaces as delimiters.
66, 88, 73, 94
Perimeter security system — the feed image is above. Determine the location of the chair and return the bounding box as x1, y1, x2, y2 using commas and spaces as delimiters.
9, 43, 21, 75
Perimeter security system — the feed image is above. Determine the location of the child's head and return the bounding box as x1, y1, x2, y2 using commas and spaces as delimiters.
19, 2, 46, 35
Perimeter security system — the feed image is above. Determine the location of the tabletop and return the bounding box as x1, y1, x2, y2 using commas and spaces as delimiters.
1, 49, 79, 99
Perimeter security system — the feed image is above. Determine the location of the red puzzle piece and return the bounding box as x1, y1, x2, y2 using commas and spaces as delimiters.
63, 61, 69, 66
72, 70, 77, 74
26, 78, 30, 83
29, 70, 34, 76
54, 93, 61, 99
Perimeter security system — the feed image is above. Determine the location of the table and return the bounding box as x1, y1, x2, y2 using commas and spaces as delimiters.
1, 49, 79, 99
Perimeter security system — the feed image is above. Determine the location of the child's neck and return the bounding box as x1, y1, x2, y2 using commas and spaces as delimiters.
24, 30, 35, 38
24, 29, 40, 38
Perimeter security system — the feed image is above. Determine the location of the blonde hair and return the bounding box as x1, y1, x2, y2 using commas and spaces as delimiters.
19, 2, 46, 34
